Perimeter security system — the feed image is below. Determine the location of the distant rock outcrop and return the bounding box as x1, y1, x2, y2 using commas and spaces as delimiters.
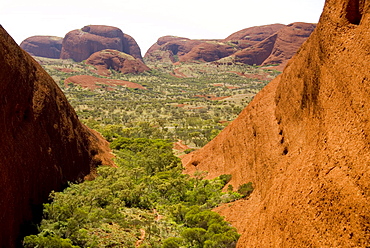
145, 23, 315, 70
86, 49, 150, 76
144, 36, 205, 63
223, 23, 285, 49
60, 25, 142, 62
0, 26, 113, 247
182, 0, 370, 247
20, 36, 63, 59
229, 22, 317, 70
179, 41, 236, 62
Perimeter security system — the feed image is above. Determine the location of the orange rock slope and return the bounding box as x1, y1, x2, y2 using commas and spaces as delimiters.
0, 26, 113, 247
182, 0, 370, 247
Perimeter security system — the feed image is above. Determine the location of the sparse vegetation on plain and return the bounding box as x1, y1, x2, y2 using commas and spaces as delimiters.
38, 57, 279, 150
22, 57, 270, 247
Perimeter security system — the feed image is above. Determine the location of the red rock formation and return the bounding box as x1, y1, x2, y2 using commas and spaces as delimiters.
179, 41, 236, 62
182, 0, 370, 246
60, 25, 142, 62
229, 22, 316, 69
20, 36, 63, 59
144, 36, 205, 63
223, 23, 285, 49
145, 24, 313, 67
230, 33, 279, 65
0, 26, 113, 247
65, 75, 146, 90
263, 22, 317, 66
86, 49, 150, 76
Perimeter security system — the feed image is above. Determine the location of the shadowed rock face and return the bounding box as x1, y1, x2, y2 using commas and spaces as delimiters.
0, 26, 113, 247
60, 25, 142, 62
223, 23, 285, 49
232, 22, 317, 70
20, 36, 63, 59
144, 36, 205, 63
179, 41, 237, 62
182, 0, 370, 247
86, 49, 150, 76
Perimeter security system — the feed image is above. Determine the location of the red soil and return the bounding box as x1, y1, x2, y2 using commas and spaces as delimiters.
65, 75, 146, 90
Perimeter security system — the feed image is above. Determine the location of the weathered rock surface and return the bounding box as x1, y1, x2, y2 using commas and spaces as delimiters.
230, 22, 316, 69
179, 41, 236, 62
60, 25, 142, 62
86, 49, 150, 76
20, 36, 63, 59
182, 0, 370, 246
0, 26, 113, 247
223, 23, 285, 49
144, 36, 205, 63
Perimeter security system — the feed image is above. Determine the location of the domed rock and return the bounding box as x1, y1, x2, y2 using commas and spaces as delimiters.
20, 35, 63, 59
0, 25, 113, 247
60, 25, 142, 62
223, 23, 285, 49
222, 22, 316, 70
182, 0, 370, 246
86, 49, 150, 76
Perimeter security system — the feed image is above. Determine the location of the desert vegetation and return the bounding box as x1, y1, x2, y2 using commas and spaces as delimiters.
38, 57, 279, 150
22, 57, 276, 247
23, 136, 252, 247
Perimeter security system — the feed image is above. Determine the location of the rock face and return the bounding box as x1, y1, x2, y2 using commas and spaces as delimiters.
223, 23, 285, 49
179, 41, 236, 62
20, 36, 63, 59
144, 23, 314, 68
0, 26, 113, 247
231, 22, 317, 70
144, 36, 205, 63
86, 49, 150, 76
60, 25, 142, 62
182, 0, 370, 247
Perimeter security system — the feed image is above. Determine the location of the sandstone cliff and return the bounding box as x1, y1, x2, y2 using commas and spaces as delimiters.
182, 0, 370, 246
60, 25, 142, 62
0, 26, 113, 247
20, 36, 63, 59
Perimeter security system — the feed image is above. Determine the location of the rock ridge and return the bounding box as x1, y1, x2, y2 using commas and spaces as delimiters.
182, 0, 370, 246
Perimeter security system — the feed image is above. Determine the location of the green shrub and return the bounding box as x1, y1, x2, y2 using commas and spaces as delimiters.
237, 182, 254, 198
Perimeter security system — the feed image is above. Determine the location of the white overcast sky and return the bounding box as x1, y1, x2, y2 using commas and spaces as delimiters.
1, 0, 325, 55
